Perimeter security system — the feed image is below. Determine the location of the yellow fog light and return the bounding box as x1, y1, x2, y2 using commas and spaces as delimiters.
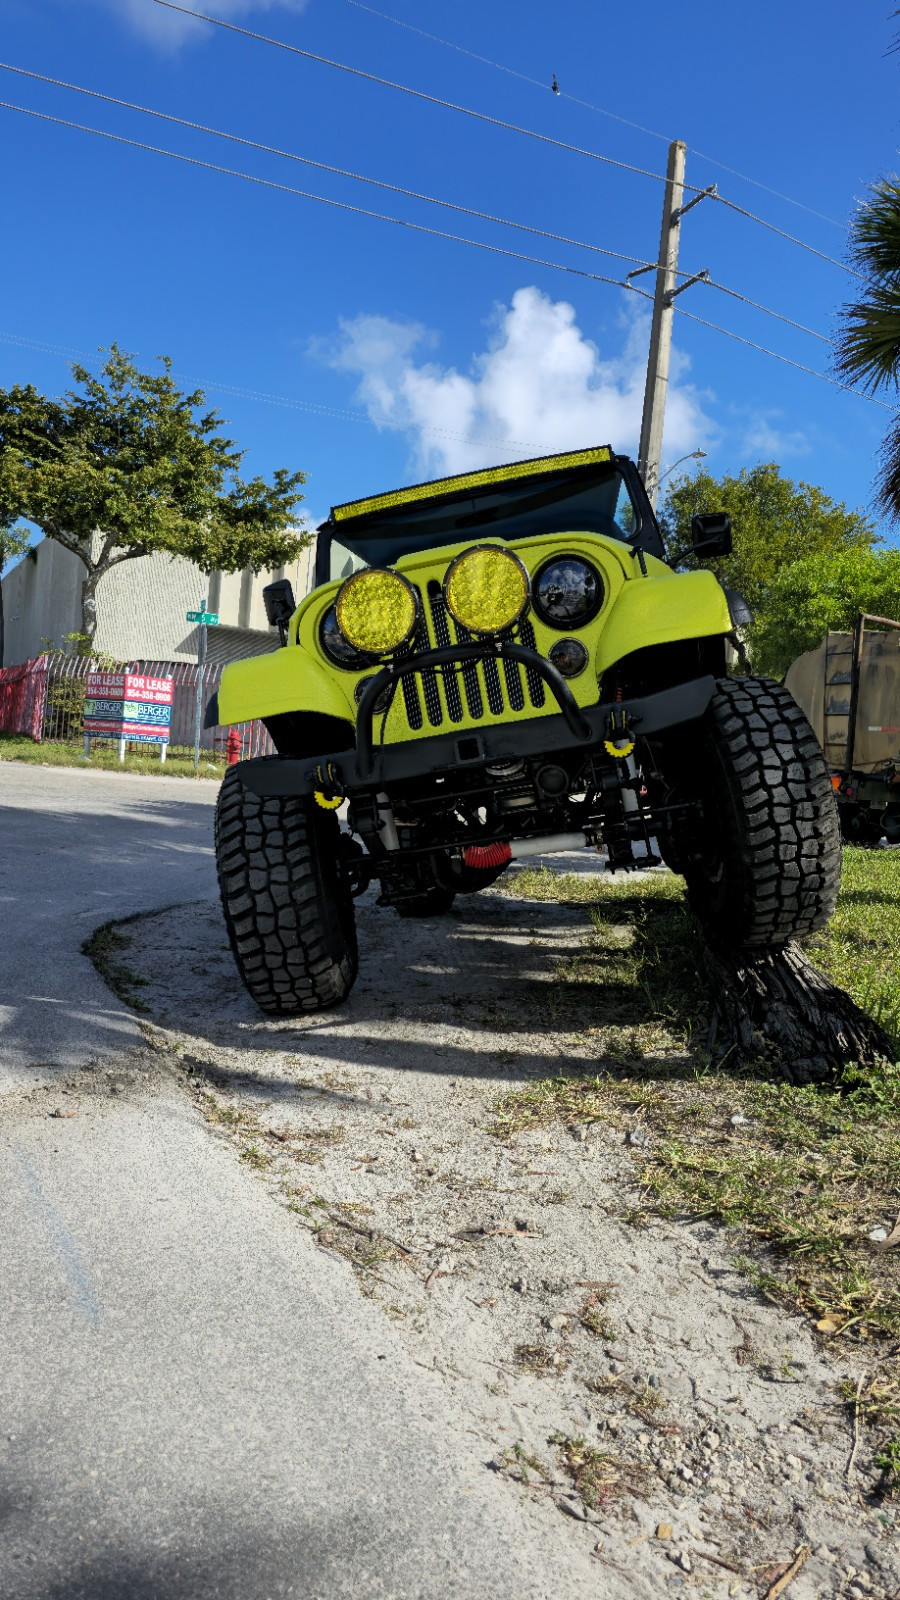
443, 545, 530, 635
335, 568, 418, 655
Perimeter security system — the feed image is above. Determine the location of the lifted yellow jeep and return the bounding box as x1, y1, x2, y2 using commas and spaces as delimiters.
208, 446, 841, 1015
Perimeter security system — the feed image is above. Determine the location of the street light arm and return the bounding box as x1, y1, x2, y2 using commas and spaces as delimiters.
658, 449, 707, 487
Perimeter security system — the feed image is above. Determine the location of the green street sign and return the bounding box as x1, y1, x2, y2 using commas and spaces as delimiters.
186, 610, 219, 625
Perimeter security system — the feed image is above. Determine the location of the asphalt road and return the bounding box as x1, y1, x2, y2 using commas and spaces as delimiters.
0, 763, 218, 1089
0, 764, 601, 1600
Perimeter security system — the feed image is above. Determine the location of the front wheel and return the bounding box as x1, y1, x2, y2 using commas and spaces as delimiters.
659, 677, 841, 950
215, 765, 358, 1015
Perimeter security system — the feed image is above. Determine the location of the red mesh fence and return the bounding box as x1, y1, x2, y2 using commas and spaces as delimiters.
0, 654, 274, 759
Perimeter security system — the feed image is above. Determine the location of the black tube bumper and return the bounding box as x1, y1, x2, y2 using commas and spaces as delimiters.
235, 674, 717, 800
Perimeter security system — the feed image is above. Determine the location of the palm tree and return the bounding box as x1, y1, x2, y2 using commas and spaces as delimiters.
835, 177, 900, 519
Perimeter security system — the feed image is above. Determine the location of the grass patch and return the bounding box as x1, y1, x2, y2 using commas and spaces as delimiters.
0, 732, 225, 779
810, 847, 900, 1051
492, 855, 900, 1350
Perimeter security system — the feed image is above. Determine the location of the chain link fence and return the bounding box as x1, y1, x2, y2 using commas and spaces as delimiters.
0, 653, 273, 759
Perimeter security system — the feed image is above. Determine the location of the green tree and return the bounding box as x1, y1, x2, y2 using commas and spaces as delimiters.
0, 345, 309, 644
752, 546, 900, 677
659, 462, 878, 662
834, 176, 900, 519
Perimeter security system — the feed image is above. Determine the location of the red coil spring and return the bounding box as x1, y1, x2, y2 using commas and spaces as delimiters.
463, 841, 512, 870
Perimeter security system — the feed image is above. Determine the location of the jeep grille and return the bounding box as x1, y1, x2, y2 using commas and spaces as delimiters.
397, 582, 546, 732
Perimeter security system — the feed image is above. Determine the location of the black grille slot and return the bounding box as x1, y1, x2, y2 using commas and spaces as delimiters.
451, 622, 485, 721
517, 618, 546, 707
482, 652, 504, 715
414, 603, 443, 727
398, 640, 423, 729
427, 588, 464, 723
501, 653, 525, 711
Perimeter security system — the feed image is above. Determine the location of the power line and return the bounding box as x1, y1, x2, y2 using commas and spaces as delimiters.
157, 1, 869, 285
336, 0, 846, 230
3, 100, 882, 414
705, 280, 833, 345
2, 89, 843, 355
0, 99, 640, 291
0, 61, 661, 272
712, 193, 866, 281
2, 61, 853, 350
671, 304, 892, 407
150, 0, 692, 191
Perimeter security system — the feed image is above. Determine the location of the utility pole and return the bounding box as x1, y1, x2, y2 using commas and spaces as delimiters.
193, 595, 208, 773
638, 140, 686, 512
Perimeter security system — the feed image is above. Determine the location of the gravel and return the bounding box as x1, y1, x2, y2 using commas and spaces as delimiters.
117, 872, 899, 1600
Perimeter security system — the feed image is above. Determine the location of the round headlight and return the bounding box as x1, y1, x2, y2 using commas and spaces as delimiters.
533, 556, 603, 629
354, 675, 393, 715
443, 546, 530, 635
320, 605, 377, 670
548, 638, 589, 678
335, 568, 418, 655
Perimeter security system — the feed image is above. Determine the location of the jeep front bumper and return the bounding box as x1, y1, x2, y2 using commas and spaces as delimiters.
233, 640, 716, 799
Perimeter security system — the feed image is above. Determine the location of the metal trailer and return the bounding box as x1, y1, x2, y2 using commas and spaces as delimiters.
785, 613, 900, 845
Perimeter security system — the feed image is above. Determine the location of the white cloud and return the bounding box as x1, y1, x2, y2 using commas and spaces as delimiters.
108, 0, 310, 49
737, 413, 812, 459
322, 287, 715, 477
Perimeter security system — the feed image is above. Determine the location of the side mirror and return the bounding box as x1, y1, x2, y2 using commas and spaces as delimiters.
263, 578, 296, 645
690, 512, 732, 558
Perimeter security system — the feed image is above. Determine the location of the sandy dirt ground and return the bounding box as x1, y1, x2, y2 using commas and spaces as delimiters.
116, 868, 898, 1600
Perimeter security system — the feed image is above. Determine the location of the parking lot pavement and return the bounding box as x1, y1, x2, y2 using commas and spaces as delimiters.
0, 763, 218, 1091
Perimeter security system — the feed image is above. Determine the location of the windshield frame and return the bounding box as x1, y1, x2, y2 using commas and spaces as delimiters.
315, 454, 663, 587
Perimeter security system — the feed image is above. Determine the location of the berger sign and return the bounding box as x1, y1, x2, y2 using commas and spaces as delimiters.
84, 672, 174, 753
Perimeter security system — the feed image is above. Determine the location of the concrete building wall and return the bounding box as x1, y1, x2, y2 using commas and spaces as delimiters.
1, 534, 316, 667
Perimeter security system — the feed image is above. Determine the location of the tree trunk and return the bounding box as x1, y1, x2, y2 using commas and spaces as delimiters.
702, 941, 894, 1085
81, 571, 100, 646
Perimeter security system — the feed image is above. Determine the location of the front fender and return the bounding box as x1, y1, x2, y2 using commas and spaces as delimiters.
595, 569, 732, 675
216, 648, 356, 726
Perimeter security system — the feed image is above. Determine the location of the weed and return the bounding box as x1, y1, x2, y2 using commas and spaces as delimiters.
578, 1292, 616, 1342
585, 1373, 670, 1426
497, 1441, 550, 1487
239, 1143, 272, 1171
514, 1342, 568, 1377
551, 1432, 644, 1509
874, 1439, 900, 1497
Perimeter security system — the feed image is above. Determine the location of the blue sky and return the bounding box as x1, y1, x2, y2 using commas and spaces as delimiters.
1, 0, 898, 541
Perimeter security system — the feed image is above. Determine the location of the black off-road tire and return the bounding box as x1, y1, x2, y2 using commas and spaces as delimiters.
666, 676, 841, 950
215, 764, 358, 1015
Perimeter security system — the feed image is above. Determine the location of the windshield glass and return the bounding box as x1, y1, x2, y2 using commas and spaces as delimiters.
322, 463, 639, 582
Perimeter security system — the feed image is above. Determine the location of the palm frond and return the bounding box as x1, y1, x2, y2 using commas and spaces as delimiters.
848, 177, 900, 277
835, 281, 900, 391
875, 411, 900, 522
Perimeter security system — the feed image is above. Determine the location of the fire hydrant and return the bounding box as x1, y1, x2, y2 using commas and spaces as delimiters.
225, 728, 242, 766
